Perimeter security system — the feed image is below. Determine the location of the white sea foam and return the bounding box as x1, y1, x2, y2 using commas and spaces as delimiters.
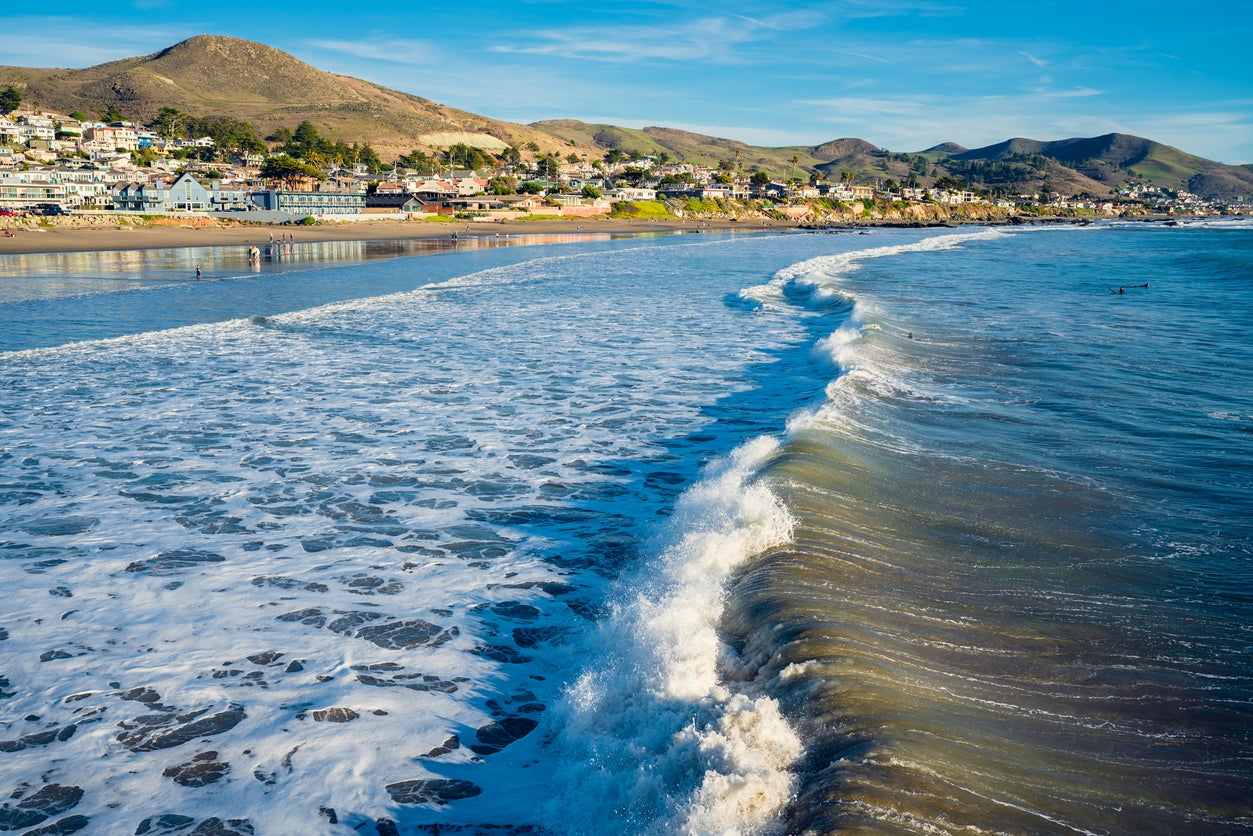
545, 437, 802, 834
767, 229, 1005, 443
0, 233, 827, 834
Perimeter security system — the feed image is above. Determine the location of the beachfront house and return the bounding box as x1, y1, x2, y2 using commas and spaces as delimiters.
111, 172, 215, 212
0, 176, 71, 210
608, 187, 657, 202
249, 187, 365, 217
364, 193, 424, 213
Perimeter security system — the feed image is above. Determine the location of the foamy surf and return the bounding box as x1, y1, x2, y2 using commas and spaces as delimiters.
7, 224, 1243, 834
546, 437, 802, 835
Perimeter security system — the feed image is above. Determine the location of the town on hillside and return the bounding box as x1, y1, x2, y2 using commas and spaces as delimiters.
0, 93, 1244, 223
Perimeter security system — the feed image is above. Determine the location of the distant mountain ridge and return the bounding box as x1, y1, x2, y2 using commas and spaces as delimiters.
2, 35, 1251, 200
947, 133, 1253, 199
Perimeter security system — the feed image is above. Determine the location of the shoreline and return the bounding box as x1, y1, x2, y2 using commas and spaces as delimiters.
0, 216, 794, 257
0, 212, 1200, 258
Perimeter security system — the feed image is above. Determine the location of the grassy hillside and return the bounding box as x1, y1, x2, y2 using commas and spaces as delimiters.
532, 120, 887, 180
0, 35, 577, 159
2, 36, 1249, 200
950, 133, 1253, 198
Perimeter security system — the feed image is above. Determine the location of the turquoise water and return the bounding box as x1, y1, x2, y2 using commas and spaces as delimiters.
0, 223, 1249, 833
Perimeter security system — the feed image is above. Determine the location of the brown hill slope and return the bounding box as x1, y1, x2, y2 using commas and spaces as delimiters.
950, 133, 1253, 199
0, 35, 574, 159
2, 36, 1248, 200
531, 120, 883, 176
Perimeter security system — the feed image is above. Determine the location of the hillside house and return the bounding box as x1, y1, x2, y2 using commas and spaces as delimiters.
83, 125, 140, 152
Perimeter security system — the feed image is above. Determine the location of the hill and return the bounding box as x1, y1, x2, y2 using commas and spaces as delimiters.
531, 121, 898, 183
919, 142, 968, 156
2, 36, 1250, 200
949, 133, 1253, 199
0, 35, 574, 159
530, 120, 853, 173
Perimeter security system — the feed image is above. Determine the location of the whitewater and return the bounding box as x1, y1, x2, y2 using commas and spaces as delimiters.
2, 223, 1250, 835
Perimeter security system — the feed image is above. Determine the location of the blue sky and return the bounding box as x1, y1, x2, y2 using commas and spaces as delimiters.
2, 0, 1250, 163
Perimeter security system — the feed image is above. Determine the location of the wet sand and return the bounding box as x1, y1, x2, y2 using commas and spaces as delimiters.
0, 216, 790, 256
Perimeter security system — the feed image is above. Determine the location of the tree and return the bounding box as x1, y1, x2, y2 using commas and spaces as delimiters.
534, 155, 560, 179
581, 184, 601, 198
101, 105, 126, 123
152, 106, 185, 139
188, 115, 267, 156
0, 86, 21, 115
396, 149, 435, 173
130, 147, 158, 167
487, 176, 519, 195
603, 148, 625, 165
286, 120, 331, 159
332, 140, 354, 165
750, 170, 772, 187
659, 173, 695, 187
356, 143, 382, 172
268, 126, 294, 146
68, 111, 87, 122
446, 143, 489, 171
260, 154, 325, 189
620, 166, 648, 186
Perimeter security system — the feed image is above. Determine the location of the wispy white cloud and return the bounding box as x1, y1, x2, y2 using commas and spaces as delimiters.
303, 37, 443, 67
1029, 86, 1104, 99
0, 18, 187, 67
837, 0, 965, 17
489, 12, 823, 64
838, 49, 893, 64
1019, 50, 1048, 67
907, 38, 992, 48
801, 95, 932, 116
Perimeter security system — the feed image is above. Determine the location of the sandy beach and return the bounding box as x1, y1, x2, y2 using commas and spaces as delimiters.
0, 215, 793, 256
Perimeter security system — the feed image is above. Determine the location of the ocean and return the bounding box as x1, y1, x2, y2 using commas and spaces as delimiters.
0, 222, 1249, 835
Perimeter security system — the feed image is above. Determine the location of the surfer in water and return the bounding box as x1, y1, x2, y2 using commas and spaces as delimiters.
195, 266, 202, 281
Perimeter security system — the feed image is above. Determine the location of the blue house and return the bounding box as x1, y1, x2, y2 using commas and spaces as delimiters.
249, 188, 365, 216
